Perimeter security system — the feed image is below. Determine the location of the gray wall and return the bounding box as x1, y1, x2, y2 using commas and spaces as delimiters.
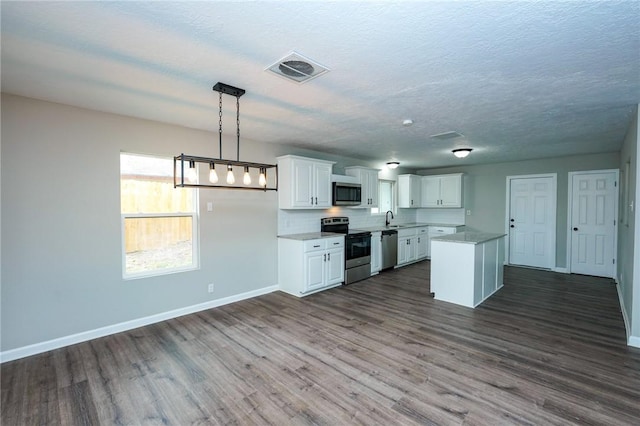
617, 106, 639, 343
1, 94, 284, 351
417, 152, 620, 269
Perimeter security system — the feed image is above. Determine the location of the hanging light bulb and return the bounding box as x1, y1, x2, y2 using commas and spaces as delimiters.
208, 162, 218, 183
187, 160, 198, 183
243, 166, 252, 185
226, 164, 235, 184
258, 168, 267, 187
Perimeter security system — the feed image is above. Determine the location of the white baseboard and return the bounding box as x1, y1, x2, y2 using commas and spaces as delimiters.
613, 278, 640, 348
552, 267, 569, 273
0, 285, 279, 363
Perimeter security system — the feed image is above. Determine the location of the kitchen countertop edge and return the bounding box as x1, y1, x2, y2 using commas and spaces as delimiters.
431, 231, 506, 245
278, 232, 344, 241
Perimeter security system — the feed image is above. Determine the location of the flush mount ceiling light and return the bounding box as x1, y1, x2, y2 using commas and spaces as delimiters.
265, 51, 330, 84
431, 131, 464, 140
174, 82, 277, 191
452, 148, 473, 158
386, 161, 400, 169
402, 119, 414, 127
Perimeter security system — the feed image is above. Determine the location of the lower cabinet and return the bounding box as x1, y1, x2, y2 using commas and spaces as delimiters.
370, 231, 382, 275
279, 236, 345, 297
397, 227, 429, 266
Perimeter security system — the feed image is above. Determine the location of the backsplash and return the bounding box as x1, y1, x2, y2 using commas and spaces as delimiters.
277, 207, 464, 235
278, 208, 416, 235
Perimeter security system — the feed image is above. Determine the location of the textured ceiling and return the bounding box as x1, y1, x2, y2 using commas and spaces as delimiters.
2, 1, 639, 169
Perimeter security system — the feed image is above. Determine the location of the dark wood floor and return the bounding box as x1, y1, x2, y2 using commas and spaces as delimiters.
2, 261, 640, 425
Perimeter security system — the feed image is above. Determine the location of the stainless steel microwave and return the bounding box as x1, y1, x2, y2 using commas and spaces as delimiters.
332, 182, 362, 206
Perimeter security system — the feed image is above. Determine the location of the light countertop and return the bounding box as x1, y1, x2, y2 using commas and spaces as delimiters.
359, 223, 465, 232
278, 232, 344, 241
431, 231, 506, 245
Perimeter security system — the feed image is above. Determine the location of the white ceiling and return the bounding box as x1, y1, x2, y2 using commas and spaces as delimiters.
2, 1, 639, 169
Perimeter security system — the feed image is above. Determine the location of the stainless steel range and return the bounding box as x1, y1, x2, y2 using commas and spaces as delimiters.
320, 217, 372, 285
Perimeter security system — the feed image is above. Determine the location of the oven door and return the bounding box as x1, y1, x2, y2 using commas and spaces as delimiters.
345, 233, 371, 269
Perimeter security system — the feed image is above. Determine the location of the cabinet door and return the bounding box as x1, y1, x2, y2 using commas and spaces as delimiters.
416, 228, 429, 259
398, 237, 416, 264
326, 247, 345, 285
366, 170, 379, 207
305, 251, 326, 291
439, 174, 462, 207
398, 175, 421, 208
314, 163, 333, 208
421, 176, 440, 207
291, 159, 315, 207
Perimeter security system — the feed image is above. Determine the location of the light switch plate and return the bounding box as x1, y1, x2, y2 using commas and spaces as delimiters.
207, 202, 213, 212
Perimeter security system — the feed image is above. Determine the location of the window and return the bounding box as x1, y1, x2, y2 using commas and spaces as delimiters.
371, 179, 395, 214
120, 153, 198, 278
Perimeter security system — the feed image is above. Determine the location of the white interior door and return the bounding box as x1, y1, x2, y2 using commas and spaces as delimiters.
508, 176, 556, 269
570, 171, 617, 278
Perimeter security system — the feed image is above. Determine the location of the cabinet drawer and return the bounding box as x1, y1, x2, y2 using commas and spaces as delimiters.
326, 237, 345, 249
304, 239, 326, 252
429, 226, 457, 235
416, 227, 429, 235
398, 228, 417, 237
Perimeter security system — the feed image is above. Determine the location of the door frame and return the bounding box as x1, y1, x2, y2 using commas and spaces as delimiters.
566, 169, 619, 277
505, 173, 557, 269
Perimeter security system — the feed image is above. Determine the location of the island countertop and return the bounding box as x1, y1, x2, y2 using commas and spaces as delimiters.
431, 231, 506, 245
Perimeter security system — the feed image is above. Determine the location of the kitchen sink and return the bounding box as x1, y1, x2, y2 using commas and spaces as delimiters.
386, 224, 404, 228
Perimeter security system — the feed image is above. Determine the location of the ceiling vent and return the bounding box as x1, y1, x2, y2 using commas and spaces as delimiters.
265, 51, 330, 84
430, 131, 464, 140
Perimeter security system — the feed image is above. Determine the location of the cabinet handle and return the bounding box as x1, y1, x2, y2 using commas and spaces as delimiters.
333, 242, 340, 245
310, 197, 313, 205
327, 253, 330, 261
324, 253, 326, 261
418, 237, 420, 243
315, 197, 318, 205
313, 244, 321, 248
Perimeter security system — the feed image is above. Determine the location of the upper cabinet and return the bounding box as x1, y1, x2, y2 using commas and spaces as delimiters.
421, 173, 463, 208
278, 155, 335, 209
398, 174, 422, 208
345, 166, 380, 208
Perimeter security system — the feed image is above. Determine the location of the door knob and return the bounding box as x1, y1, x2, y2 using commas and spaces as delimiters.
573, 227, 578, 231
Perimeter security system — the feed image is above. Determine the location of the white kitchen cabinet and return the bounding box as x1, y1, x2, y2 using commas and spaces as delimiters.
277, 155, 335, 209
415, 227, 429, 259
421, 174, 463, 208
397, 227, 426, 266
398, 235, 416, 265
398, 174, 422, 208
279, 236, 345, 297
370, 231, 382, 275
345, 166, 380, 208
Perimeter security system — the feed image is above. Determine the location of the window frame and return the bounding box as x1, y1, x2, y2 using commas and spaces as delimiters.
120, 153, 200, 280
371, 179, 396, 215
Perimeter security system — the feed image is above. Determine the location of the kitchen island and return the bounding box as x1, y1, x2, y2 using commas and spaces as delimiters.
430, 232, 505, 308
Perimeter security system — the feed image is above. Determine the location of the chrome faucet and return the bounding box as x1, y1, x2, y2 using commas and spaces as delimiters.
385, 210, 394, 226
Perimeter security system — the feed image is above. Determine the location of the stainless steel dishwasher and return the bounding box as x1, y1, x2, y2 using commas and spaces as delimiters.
381, 229, 398, 270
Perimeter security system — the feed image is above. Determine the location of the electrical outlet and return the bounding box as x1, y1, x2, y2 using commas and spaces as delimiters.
466, 209, 471, 216
207, 202, 213, 212
208, 283, 214, 293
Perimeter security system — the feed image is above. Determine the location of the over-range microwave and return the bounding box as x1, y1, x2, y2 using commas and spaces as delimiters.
332, 181, 362, 206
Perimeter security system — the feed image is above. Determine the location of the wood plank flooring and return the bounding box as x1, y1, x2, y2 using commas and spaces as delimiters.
2, 261, 639, 425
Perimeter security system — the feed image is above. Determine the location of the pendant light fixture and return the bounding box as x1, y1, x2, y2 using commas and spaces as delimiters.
174, 82, 277, 191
